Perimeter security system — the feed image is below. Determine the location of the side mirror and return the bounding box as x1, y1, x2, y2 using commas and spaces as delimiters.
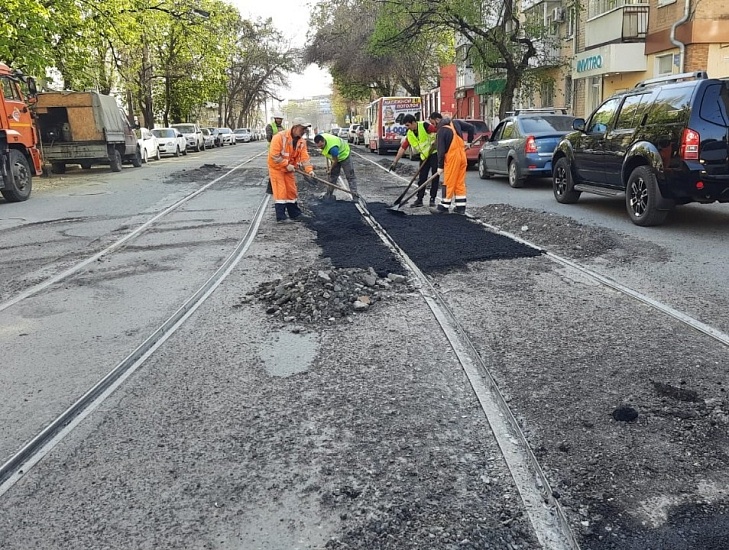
27, 77, 38, 96
572, 118, 586, 132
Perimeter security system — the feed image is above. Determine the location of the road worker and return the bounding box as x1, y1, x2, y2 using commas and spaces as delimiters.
268, 117, 315, 222
266, 111, 285, 143
388, 114, 439, 207
264, 112, 285, 194
431, 113, 471, 215
313, 132, 358, 200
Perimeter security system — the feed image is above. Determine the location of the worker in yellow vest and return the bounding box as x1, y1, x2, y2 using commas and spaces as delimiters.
388, 115, 439, 207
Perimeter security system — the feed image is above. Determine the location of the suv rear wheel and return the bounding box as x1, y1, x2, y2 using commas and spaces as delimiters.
626, 166, 671, 226
553, 157, 580, 204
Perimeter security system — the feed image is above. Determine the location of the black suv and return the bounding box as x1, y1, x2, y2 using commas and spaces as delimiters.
551, 71, 729, 226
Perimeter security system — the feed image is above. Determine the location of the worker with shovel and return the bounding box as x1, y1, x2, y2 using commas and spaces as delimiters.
268, 117, 315, 222
264, 112, 285, 195
313, 133, 358, 201
431, 113, 472, 215
388, 114, 439, 208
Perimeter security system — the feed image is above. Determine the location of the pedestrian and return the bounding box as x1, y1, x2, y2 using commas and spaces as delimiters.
312, 132, 358, 201
268, 117, 316, 222
387, 114, 438, 207
264, 112, 285, 194
429, 112, 475, 215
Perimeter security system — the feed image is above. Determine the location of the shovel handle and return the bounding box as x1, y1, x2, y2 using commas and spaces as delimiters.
295, 169, 360, 198
396, 171, 440, 208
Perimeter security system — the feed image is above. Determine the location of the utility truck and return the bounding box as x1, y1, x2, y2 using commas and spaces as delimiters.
0, 62, 42, 201
35, 91, 141, 173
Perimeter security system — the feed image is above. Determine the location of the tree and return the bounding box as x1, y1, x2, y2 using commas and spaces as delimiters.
304, 0, 449, 100
374, 0, 564, 117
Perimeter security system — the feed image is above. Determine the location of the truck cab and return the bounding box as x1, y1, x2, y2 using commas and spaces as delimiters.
0, 62, 42, 201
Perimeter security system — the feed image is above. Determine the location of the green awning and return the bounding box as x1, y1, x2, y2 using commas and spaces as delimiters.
475, 79, 506, 95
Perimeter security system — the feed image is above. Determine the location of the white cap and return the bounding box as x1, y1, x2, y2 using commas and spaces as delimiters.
272, 111, 284, 119
291, 117, 311, 128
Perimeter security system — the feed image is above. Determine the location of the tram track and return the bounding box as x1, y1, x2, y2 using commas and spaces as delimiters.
3, 146, 728, 547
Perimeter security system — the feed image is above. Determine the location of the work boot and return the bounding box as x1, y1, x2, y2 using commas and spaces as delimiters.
454, 206, 466, 215
430, 204, 449, 215
410, 198, 424, 208
429, 198, 436, 207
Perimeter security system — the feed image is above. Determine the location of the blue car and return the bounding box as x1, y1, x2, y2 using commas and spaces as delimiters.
478, 109, 576, 188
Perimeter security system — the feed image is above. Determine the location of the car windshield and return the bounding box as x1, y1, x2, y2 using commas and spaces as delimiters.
235, 128, 249, 133
519, 116, 575, 133
172, 124, 196, 133
153, 129, 175, 138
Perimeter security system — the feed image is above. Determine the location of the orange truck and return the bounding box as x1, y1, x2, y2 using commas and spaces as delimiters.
0, 62, 42, 201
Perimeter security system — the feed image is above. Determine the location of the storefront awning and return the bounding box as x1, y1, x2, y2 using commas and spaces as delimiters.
475, 79, 506, 95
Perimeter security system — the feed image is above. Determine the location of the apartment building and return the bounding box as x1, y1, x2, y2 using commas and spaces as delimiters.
454, 0, 729, 120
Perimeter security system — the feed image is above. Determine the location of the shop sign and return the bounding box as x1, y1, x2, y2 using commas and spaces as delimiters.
576, 55, 603, 73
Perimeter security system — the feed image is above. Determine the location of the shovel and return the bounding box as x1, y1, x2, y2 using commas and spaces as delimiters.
386, 172, 440, 216
295, 169, 361, 199
391, 146, 436, 206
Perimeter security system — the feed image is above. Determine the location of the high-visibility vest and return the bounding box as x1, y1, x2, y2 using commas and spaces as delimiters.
267, 120, 281, 149
406, 122, 436, 160
318, 133, 350, 161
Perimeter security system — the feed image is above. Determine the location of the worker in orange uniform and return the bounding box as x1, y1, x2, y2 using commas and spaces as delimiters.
268, 117, 315, 222
430, 113, 472, 215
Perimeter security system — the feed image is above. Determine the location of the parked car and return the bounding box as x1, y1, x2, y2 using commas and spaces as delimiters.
347, 124, 361, 143
461, 119, 492, 168
353, 125, 365, 145
552, 71, 729, 226
201, 128, 215, 149
234, 128, 252, 143
337, 127, 349, 140
171, 123, 204, 152
208, 127, 222, 147
218, 127, 236, 145
152, 128, 187, 157
134, 127, 160, 163
478, 109, 575, 187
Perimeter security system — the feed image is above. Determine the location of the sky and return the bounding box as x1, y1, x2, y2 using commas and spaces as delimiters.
232, 0, 332, 100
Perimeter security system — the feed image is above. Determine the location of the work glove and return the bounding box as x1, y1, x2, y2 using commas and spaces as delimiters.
286, 164, 295, 172
388, 162, 397, 172
437, 168, 444, 176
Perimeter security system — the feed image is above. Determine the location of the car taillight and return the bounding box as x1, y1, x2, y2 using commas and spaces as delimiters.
525, 136, 538, 154
680, 128, 700, 160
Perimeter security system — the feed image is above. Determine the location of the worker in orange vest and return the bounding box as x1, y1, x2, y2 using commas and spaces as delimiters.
267, 117, 315, 222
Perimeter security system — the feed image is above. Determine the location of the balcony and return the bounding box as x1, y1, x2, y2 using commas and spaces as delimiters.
456, 66, 476, 90
585, 1, 649, 48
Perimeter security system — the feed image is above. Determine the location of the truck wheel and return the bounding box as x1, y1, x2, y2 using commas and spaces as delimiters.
110, 149, 123, 172
51, 162, 66, 174
1, 150, 33, 202
131, 147, 143, 167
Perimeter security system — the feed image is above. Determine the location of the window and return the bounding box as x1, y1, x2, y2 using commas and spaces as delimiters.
1, 77, 20, 100
615, 93, 651, 129
565, 76, 573, 109
520, 116, 576, 133
541, 81, 555, 107
656, 54, 674, 76
501, 121, 518, 139
699, 82, 729, 126
645, 85, 694, 125
587, 98, 621, 133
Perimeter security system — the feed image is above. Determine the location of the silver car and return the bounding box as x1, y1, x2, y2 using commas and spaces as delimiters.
217, 127, 236, 145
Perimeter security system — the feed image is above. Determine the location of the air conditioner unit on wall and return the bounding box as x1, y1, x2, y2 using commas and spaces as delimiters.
552, 7, 565, 22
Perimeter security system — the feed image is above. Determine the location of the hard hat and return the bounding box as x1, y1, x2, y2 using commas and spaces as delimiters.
272, 111, 284, 119
291, 117, 311, 128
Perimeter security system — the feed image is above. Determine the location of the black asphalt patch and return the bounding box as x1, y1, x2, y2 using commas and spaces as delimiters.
304, 198, 404, 277
367, 202, 543, 274
302, 192, 542, 276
